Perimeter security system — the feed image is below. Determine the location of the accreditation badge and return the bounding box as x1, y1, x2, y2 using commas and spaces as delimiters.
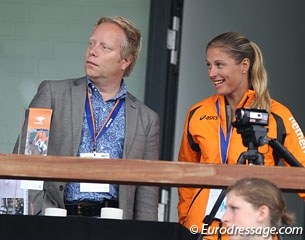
205, 189, 227, 220
79, 152, 110, 193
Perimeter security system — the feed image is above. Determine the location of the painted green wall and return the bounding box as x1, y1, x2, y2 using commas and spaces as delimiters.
0, 0, 150, 153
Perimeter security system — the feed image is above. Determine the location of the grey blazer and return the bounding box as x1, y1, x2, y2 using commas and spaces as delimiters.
14, 77, 160, 221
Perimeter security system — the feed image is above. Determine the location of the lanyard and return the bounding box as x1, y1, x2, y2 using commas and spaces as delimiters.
216, 100, 232, 164
85, 88, 124, 152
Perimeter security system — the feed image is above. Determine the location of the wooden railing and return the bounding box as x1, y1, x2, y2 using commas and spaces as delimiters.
0, 153, 305, 192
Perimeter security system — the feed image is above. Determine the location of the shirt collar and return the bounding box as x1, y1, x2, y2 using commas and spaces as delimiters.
86, 77, 127, 101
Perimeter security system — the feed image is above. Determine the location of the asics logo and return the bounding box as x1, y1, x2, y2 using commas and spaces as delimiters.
200, 115, 218, 120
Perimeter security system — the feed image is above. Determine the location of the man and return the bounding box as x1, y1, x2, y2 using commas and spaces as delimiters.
14, 16, 160, 221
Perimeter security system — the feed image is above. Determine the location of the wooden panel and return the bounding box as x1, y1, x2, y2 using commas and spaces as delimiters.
0, 154, 304, 191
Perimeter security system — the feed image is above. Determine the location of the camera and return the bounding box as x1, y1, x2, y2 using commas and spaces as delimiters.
233, 108, 269, 128
232, 108, 269, 149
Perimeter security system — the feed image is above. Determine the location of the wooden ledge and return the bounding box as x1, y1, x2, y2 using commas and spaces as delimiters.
0, 153, 305, 192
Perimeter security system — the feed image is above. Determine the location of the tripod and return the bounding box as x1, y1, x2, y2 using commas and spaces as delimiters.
236, 125, 268, 165
237, 141, 264, 165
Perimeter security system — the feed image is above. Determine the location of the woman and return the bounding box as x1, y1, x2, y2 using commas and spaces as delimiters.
177, 32, 305, 239
222, 178, 294, 240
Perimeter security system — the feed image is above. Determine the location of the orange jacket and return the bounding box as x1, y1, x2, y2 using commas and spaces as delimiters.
178, 90, 305, 238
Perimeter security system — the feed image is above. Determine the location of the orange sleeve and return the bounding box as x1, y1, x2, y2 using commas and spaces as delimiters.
281, 112, 305, 200
177, 111, 201, 223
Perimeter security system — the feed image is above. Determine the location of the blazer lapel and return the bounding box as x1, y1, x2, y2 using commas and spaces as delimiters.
71, 77, 87, 155
124, 93, 138, 158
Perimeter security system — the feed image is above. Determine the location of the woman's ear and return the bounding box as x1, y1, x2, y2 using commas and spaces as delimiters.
241, 58, 250, 73
257, 205, 270, 224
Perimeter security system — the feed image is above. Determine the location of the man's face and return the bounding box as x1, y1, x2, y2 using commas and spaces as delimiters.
84, 22, 131, 82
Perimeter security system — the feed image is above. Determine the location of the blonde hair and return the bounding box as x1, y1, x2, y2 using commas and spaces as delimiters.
227, 178, 294, 228
96, 16, 142, 77
206, 32, 271, 111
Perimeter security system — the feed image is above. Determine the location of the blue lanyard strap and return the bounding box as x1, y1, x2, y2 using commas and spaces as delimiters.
85, 88, 124, 151
216, 100, 232, 164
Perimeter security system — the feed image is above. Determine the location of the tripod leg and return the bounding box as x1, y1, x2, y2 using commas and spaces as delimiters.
237, 152, 246, 164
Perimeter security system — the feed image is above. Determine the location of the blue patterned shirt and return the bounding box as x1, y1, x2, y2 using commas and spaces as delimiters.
64, 78, 126, 203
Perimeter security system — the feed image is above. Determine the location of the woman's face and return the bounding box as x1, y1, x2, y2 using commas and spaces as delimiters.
206, 46, 249, 102
222, 191, 270, 240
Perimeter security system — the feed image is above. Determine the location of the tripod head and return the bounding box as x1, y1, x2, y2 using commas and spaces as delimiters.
232, 108, 269, 165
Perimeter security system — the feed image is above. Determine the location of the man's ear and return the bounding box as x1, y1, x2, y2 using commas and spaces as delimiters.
121, 56, 133, 71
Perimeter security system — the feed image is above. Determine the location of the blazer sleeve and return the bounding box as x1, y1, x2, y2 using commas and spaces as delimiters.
134, 109, 160, 221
